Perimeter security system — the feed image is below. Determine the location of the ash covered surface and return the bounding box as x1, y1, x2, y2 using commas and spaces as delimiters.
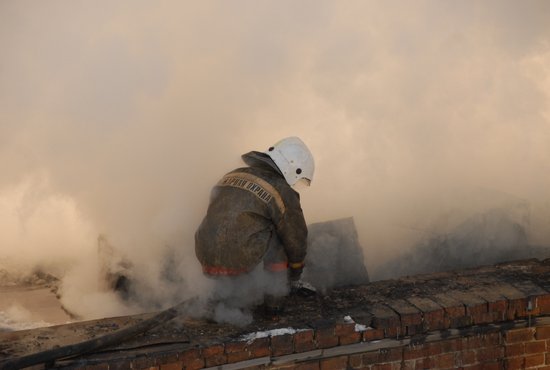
3, 258, 550, 366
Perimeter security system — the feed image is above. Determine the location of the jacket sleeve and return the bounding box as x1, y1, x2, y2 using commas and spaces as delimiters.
274, 189, 308, 265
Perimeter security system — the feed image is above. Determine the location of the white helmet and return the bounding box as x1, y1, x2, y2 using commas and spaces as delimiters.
265, 137, 315, 186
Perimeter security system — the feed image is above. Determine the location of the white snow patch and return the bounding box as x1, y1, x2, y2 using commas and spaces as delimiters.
343, 315, 369, 332
241, 327, 304, 343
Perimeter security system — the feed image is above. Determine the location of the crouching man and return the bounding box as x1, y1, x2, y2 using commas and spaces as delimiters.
195, 137, 314, 318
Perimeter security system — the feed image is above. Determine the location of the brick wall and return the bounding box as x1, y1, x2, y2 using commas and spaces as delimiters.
13, 259, 550, 369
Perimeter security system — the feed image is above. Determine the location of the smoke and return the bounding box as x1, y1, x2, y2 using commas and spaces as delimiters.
1, 0, 550, 320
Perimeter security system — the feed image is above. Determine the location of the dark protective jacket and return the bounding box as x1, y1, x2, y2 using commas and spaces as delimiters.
195, 151, 308, 275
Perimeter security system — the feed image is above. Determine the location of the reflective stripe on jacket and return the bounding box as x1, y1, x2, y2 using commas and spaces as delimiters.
195, 152, 308, 274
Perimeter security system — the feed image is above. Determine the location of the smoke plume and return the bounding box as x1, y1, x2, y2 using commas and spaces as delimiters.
1, 1, 549, 320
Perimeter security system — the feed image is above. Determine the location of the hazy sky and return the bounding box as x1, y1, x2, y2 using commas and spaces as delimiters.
1, 1, 549, 317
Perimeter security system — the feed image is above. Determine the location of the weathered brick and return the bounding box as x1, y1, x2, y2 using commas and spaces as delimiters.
487, 299, 507, 322
334, 322, 356, 336
131, 356, 158, 369
536, 326, 550, 340
440, 338, 462, 353
458, 349, 476, 365
349, 354, 363, 369
246, 337, 271, 358
369, 304, 401, 338
507, 298, 529, 319
363, 328, 384, 342
505, 356, 525, 369
537, 294, 550, 314
506, 327, 535, 343
295, 362, 320, 370
406, 296, 446, 331
160, 363, 183, 370
225, 341, 247, 353
271, 334, 294, 356
386, 299, 422, 327
226, 351, 250, 363
475, 345, 502, 362
525, 340, 546, 354
339, 331, 361, 345
204, 354, 227, 367
378, 348, 402, 363
426, 342, 443, 356
415, 357, 432, 369
295, 329, 316, 352
315, 327, 339, 349
320, 355, 348, 370
403, 345, 427, 360
524, 353, 545, 368
202, 344, 224, 357
181, 354, 204, 370
370, 364, 392, 370
361, 351, 383, 365
433, 352, 454, 369
505, 343, 525, 357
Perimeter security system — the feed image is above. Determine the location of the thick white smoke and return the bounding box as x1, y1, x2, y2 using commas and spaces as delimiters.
0, 1, 549, 319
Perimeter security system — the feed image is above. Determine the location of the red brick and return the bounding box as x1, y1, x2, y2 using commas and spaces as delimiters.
525, 353, 545, 368
295, 329, 316, 352
295, 362, 320, 370
536, 326, 550, 340
183, 358, 204, 370
160, 363, 182, 370
467, 303, 489, 325
481, 332, 502, 346
415, 358, 432, 369
525, 340, 546, 354
225, 341, 247, 353
507, 298, 529, 319
536, 294, 550, 314
316, 327, 339, 349
204, 354, 227, 367
130, 357, 158, 369
361, 351, 383, 365
423, 309, 447, 330
339, 331, 361, 345
378, 348, 402, 363
335, 322, 356, 336
505, 343, 525, 357
433, 352, 455, 368
246, 337, 270, 358
363, 328, 384, 341
320, 356, 348, 370
403, 345, 427, 360
506, 327, 535, 343
459, 350, 476, 365
349, 354, 363, 369
426, 342, 443, 356
272, 334, 294, 356
505, 357, 525, 369
226, 351, 250, 363
202, 344, 224, 357
371, 364, 392, 370
440, 338, 462, 353
475, 346, 503, 362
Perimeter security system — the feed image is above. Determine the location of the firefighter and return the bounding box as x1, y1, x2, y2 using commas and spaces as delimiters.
195, 137, 314, 315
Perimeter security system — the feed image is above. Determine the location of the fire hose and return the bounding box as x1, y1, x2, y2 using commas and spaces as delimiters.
0, 300, 190, 370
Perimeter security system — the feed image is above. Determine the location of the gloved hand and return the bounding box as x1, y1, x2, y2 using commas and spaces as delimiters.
290, 279, 317, 297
